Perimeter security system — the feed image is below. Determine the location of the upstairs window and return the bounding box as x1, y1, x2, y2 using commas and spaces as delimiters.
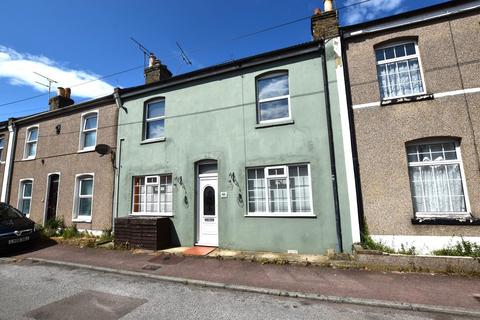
73, 174, 94, 222
247, 164, 313, 216
407, 141, 469, 218
144, 99, 165, 140
132, 174, 173, 215
18, 179, 33, 215
375, 42, 425, 100
0, 136, 4, 162
80, 112, 98, 151
24, 126, 38, 159
256, 72, 290, 123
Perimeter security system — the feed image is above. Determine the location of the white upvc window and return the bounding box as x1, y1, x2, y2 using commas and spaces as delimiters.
18, 179, 33, 216
73, 174, 94, 222
132, 174, 173, 216
247, 164, 314, 216
79, 111, 98, 151
407, 140, 470, 219
0, 136, 4, 162
144, 99, 165, 141
256, 72, 291, 123
375, 42, 426, 100
24, 126, 39, 159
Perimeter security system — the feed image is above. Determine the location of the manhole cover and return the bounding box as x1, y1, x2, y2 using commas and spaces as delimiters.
148, 254, 185, 265
142, 264, 162, 271
25, 290, 146, 320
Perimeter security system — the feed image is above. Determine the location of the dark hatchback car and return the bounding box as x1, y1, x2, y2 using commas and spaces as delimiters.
0, 202, 39, 250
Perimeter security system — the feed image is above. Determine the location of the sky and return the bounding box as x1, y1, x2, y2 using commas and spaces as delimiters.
0, 0, 450, 120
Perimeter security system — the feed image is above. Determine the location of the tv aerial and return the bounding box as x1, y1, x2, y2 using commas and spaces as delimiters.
33, 71, 58, 100
130, 37, 153, 68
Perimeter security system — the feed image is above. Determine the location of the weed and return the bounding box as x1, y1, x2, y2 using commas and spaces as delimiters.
398, 244, 417, 255
62, 224, 79, 239
432, 238, 480, 258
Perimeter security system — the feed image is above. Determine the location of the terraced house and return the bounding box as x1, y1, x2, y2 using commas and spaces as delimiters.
112, 7, 360, 254
5, 88, 118, 234
342, 0, 480, 253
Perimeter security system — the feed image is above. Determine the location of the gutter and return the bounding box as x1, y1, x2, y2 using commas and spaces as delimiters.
1, 119, 17, 204
112, 88, 123, 232
320, 43, 343, 253
340, 32, 366, 240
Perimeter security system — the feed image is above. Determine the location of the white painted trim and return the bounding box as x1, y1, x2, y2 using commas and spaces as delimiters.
78, 110, 99, 152
76, 229, 103, 237
434, 87, 480, 98
333, 37, 361, 243
17, 178, 34, 218
23, 124, 39, 160
344, 1, 480, 38
371, 234, 480, 255
43, 172, 61, 226
1, 124, 15, 202
352, 86, 480, 110
72, 173, 95, 223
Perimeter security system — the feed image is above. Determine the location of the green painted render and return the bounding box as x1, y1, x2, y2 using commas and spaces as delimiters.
115, 43, 355, 254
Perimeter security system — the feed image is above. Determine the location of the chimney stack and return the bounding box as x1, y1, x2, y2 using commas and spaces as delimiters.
311, 1, 339, 41
48, 87, 74, 111
144, 53, 172, 84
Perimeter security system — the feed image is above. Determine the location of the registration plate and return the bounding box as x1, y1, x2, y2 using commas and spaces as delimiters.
8, 236, 29, 244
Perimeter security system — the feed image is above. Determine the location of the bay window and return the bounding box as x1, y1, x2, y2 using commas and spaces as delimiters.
407, 141, 470, 218
247, 164, 313, 216
132, 174, 172, 215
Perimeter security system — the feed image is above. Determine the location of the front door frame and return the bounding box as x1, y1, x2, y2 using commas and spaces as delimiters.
43, 172, 61, 225
195, 161, 219, 247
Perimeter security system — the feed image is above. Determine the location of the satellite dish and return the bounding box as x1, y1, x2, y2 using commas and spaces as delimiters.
95, 144, 111, 156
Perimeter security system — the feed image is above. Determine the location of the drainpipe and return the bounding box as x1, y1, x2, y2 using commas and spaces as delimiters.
320, 43, 343, 253
1, 119, 17, 204
112, 88, 123, 233
339, 31, 366, 240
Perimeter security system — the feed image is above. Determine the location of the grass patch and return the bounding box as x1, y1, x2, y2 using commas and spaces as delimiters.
432, 238, 480, 258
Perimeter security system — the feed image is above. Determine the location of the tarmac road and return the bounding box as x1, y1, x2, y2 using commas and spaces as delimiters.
0, 261, 475, 320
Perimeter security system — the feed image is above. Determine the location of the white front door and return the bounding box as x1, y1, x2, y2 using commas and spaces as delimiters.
197, 174, 218, 246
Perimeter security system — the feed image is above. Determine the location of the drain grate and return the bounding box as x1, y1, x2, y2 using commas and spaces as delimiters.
141, 264, 162, 271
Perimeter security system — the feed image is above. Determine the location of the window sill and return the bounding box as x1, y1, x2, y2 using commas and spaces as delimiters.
255, 119, 294, 129
72, 217, 92, 223
245, 213, 316, 218
411, 216, 480, 225
141, 137, 166, 145
77, 148, 96, 154
129, 213, 173, 217
381, 93, 434, 106
21, 157, 36, 161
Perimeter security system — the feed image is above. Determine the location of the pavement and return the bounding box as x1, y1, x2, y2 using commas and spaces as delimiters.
3, 242, 480, 317
2, 262, 468, 320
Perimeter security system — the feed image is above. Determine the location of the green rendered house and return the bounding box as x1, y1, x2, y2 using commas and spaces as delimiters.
113, 10, 360, 254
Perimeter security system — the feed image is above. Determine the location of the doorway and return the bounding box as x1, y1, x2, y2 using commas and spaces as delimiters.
44, 173, 60, 225
196, 162, 218, 246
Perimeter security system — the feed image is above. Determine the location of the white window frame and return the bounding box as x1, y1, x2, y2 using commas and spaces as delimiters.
18, 178, 34, 217
72, 173, 94, 223
143, 99, 166, 142
78, 110, 99, 152
407, 139, 471, 219
246, 163, 314, 217
131, 174, 173, 217
0, 135, 5, 163
256, 72, 291, 124
375, 41, 427, 100
23, 125, 39, 160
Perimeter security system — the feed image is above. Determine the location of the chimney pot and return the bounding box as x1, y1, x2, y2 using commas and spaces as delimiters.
65, 87, 71, 99
311, 3, 339, 40
57, 87, 65, 97
314, 8, 322, 15
49, 87, 74, 111
324, 0, 333, 12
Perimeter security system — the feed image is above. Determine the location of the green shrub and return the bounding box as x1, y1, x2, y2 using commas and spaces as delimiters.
398, 244, 417, 255
432, 238, 480, 258
360, 219, 396, 253
40, 218, 64, 237
62, 224, 79, 239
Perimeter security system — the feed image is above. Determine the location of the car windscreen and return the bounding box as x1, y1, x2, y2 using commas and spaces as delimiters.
0, 204, 24, 220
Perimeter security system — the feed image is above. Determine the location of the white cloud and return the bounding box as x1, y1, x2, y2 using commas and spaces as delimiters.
342, 0, 405, 25
0, 45, 114, 99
